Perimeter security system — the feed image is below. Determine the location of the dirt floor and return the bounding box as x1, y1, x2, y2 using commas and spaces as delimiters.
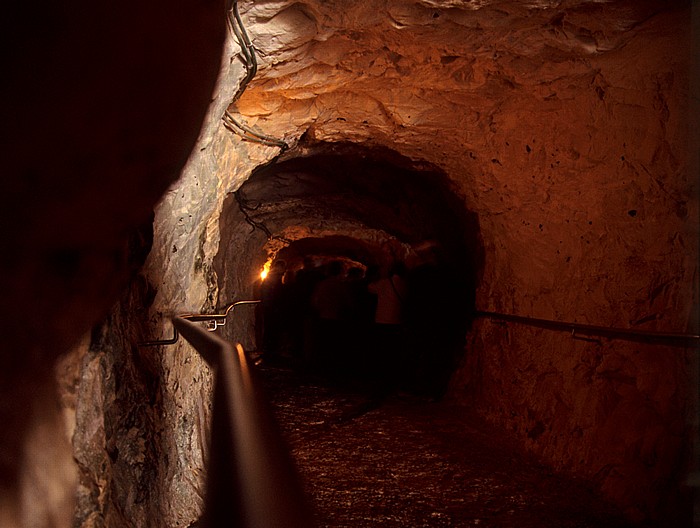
258, 364, 634, 528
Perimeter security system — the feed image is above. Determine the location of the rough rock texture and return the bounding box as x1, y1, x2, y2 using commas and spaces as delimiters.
460, 323, 693, 523
71, 1, 698, 527
72, 277, 162, 528
66, 34, 251, 522
140, 56, 258, 528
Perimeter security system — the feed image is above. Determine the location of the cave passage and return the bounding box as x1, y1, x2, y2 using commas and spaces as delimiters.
215, 142, 483, 399
257, 249, 464, 399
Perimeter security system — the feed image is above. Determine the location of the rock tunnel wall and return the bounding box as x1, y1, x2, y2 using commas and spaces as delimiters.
457, 324, 694, 523
62, 1, 698, 527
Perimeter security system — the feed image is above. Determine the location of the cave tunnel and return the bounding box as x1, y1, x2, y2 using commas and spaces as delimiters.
214, 143, 482, 395
2, 1, 699, 527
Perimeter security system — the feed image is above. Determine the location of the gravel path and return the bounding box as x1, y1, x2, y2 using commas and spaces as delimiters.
259, 365, 633, 528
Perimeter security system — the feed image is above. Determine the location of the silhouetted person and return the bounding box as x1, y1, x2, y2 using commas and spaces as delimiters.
367, 261, 408, 394
344, 266, 367, 323
288, 257, 325, 362
310, 260, 351, 376
344, 266, 375, 374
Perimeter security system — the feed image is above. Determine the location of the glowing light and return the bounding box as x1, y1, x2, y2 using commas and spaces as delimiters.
260, 259, 272, 281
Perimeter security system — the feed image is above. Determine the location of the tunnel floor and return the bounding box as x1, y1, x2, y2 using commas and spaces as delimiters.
257, 363, 633, 528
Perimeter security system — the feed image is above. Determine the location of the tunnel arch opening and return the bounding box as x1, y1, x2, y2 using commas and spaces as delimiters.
214, 141, 483, 396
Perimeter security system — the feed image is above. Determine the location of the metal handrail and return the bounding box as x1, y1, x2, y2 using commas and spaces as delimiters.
173, 317, 314, 528
139, 300, 260, 347
474, 310, 700, 348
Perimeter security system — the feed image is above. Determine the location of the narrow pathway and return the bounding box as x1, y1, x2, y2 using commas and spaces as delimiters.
260, 365, 633, 528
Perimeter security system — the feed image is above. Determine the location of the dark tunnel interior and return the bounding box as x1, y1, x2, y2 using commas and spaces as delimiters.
214, 142, 484, 396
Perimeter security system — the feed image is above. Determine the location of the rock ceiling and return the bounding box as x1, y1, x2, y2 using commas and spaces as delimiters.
233, 0, 678, 184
